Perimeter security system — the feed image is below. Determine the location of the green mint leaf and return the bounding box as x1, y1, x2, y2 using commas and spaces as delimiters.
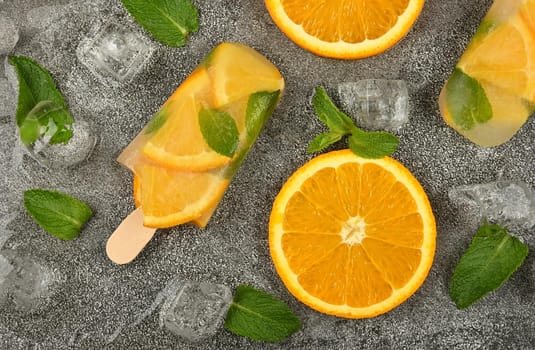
450, 222, 529, 309
223, 91, 281, 179
445, 67, 492, 130
348, 129, 399, 158
307, 132, 343, 153
313, 87, 354, 134
224, 285, 301, 342
199, 108, 239, 158
145, 107, 168, 134
121, 0, 199, 47
24, 189, 93, 241
246, 90, 280, 140
9, 56, 74, 146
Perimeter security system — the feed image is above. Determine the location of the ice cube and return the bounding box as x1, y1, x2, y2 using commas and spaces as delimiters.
449, 181, 535, 229
159, 281, 233, 342
76, 18, 155, 86
0, 77, 16, 117
337, 80, 409, 132
0, 16, 19, 55
2, 249, 58, 312
24, 111, 98, 169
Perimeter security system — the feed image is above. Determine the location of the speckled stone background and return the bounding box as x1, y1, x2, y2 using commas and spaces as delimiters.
0, 0, 534, 349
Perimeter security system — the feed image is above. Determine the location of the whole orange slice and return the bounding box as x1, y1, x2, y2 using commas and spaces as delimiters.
264, 0, 425, 59
269, 150, 436, 318
265, 0, 424, 59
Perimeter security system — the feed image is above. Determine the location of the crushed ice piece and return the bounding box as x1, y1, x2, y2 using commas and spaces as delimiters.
0, 16, 19, 55
1, 249, 59, 312
159, 280, 233, 342
76, 17, 155, 86
26, 5, 66, 30
448, 180, 535, 229
337, 79, 409, 132
0, 77, 16, 117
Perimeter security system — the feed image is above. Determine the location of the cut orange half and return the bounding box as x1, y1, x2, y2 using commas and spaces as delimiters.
264, 0, 425, 59
269, 150, 436, 318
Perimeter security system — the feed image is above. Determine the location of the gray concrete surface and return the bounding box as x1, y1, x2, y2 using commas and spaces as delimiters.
0, 0, 534, 349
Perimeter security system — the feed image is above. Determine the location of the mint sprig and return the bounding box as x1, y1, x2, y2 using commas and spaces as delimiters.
24, 189, 93, 240
121, 0, 199, 47
9, 55, 74, 146
225, 285, 301, 342
450, 222, 529, 309
308, 87, 399, 158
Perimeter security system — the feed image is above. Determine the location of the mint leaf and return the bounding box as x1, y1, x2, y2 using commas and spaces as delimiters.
224, 285, 301, 342
223, 91, 281, 178
246, 90, 280, 140
348, 129, 400, 159
307, 132, 343, 153
450, 222, 529, 309
310, 87, 399, 158
9, 56, 74, 146
24, 189, 93, 241
445, 67, 493, 130
121, 0, 199, 47
199, 108, 239, 158
313, 87, 354, 134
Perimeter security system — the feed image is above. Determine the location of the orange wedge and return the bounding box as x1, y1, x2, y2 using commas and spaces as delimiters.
134, 162, 229, 228
269, 150, 436, 318
132, 174, 216, 228
140, 68, 233, 171
264, 0, 425, 59
206, 42, 284, 107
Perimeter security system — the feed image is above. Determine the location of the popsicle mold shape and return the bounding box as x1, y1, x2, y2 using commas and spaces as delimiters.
118, 42, 284, 229
439, 0, 535, 146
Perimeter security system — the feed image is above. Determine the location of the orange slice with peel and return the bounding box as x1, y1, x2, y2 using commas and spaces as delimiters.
206, 42, 285, 107
264, 0, 425, 59
269, 150, 436, 318
134, 162, 229, 228
133, 174, 216, 228
141, 68, 232, 171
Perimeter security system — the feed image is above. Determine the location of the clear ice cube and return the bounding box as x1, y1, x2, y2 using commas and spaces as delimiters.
4, 56, 19, 93
159, 281, 233, 342
449, 181, 535, 229
0, 77, 16, 117
1, 249, 58, 312
337, 80, 409, 132
76, 18, 155, 85
27, 116, 97, 169
0, 16, 19, 55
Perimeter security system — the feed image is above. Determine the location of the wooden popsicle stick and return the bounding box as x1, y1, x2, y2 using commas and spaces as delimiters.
106, 207, 156, 265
